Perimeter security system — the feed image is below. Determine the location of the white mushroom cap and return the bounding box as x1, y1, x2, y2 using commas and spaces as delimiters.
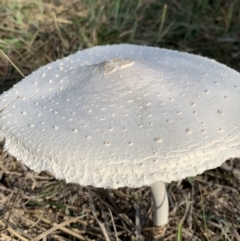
0, 44, 239, 188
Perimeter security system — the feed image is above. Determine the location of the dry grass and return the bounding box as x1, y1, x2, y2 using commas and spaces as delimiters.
0, 0, 240, 240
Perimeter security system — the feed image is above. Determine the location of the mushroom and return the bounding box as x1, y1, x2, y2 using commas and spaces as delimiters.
0, 44, 239, 226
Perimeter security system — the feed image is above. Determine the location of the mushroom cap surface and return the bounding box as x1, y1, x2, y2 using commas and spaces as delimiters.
0, 44, 239, 188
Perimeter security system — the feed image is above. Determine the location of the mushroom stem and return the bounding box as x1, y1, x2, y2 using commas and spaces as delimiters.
150, 181, 169, 226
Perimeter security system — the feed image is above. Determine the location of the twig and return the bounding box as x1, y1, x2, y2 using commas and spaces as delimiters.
109, 208, 119, 241
31, 215, 85, 241
0, 49, 25, 77
88, 189, 111, 241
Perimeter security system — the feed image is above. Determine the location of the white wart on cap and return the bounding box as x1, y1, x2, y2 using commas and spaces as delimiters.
0, 44, 239, 188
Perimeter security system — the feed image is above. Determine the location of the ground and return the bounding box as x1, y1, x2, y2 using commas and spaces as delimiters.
0, 0, 240, 240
